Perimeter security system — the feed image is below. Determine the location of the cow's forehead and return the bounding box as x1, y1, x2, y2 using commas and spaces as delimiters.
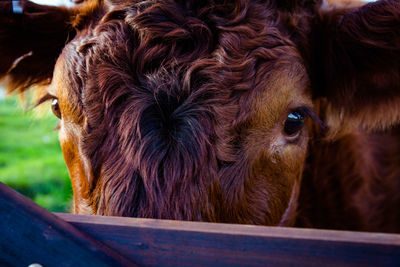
55, 0, 308, 120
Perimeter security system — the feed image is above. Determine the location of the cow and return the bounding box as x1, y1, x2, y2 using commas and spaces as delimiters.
0, 0, 399, 233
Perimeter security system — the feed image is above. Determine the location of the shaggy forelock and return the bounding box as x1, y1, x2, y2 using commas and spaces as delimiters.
61, 0, 299, 222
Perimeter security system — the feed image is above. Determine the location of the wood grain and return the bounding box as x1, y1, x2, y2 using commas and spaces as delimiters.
1, 180, 399, 267
0, 182, 135, 267
57, 213, 400, 267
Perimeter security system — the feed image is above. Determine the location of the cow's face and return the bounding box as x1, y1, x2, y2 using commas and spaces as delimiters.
2, 0, 398, 226
47, 1, 317, 225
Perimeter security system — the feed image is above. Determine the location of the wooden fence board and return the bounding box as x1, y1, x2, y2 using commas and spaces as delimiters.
0, 182, 135, 267
57, 213, 400, 267
1, 180, 399, 267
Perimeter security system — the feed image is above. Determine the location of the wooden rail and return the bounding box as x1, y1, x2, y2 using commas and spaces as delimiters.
58, 213, 400, 266
1, 181, 400, 266
0, 182, 134, 267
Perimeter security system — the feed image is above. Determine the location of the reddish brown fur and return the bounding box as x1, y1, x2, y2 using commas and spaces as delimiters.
1, 0, 399, 232
298, 126, 400, 232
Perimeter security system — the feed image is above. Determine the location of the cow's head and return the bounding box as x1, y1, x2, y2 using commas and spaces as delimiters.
1, 0, 399, 225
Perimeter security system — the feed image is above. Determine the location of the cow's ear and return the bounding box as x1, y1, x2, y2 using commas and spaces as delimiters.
310, 0, 400, 138
0, 0, 79, 93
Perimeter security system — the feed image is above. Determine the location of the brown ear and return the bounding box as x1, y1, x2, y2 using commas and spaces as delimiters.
0, 0, 78, 93
310, 0, 400, 137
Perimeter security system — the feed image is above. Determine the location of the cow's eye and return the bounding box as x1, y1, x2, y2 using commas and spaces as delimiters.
284, 111, 304, 136
51, 98, 61, 119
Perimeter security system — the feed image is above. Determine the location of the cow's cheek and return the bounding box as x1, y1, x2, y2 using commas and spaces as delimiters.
59, 120, 91, 214
253, 137, 307, 225
271, 141, 308, 226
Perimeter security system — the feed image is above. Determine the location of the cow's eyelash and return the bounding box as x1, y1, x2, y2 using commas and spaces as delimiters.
296, 106, 326, 130
36, 93, 61, 131
36, 93, 56, 107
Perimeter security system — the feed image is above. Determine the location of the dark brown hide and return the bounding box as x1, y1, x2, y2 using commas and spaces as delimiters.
0, 0, 399, 232
0, 0, 74, 91
298, 126, 400, 233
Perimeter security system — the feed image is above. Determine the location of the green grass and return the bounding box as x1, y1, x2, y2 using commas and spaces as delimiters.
0, 95, 72, 212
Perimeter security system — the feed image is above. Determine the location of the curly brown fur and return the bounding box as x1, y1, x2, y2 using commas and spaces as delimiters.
1, 0, 400, 232
59, 0, 304, 224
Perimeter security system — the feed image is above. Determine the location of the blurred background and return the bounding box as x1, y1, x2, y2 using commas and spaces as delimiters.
0, 90, 72, 212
